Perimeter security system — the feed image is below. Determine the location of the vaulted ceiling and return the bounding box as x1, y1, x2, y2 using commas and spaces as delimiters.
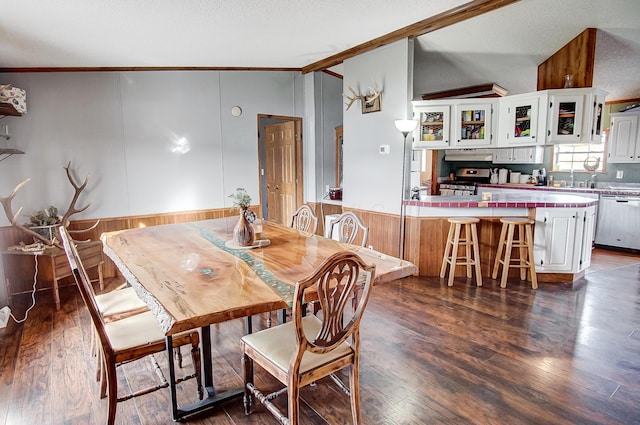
1, 0, 639, 100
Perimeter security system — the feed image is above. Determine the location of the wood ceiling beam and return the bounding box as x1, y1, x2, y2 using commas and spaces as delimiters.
301, 0, 521, 74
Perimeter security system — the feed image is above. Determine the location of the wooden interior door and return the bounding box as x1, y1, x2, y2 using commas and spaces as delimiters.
264, 121, 296, 225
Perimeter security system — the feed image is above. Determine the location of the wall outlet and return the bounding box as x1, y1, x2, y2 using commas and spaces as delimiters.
0, 306, 10, 329
616, 170, 624, 179
325, 184, 330, 194
379, 144, 390, 155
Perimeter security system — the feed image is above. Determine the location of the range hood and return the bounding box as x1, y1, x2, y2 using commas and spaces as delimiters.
444, 149, 494, 161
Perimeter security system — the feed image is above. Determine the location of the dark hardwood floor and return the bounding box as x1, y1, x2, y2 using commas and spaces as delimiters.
1, 248, 639, 425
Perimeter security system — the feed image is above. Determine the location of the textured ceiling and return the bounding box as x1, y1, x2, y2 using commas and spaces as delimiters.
1, 0, 639, 101
0, 0, 465, 68
414, 0, 640, 101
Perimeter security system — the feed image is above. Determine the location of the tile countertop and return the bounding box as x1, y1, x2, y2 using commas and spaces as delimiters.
477, 183, 640, 197
405, 191, 599, 209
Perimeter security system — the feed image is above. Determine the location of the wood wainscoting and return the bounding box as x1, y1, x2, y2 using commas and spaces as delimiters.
306, 203, 402, 257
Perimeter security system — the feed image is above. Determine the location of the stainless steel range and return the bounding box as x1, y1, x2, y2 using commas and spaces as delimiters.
438, 168, 491, 196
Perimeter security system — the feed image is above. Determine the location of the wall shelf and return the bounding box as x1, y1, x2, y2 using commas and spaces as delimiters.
1, 148, 24, 155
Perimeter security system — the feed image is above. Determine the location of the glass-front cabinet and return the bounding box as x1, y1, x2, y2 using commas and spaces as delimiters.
413, 105, 451, 149
548, 93, 586, 143
453, 102, 494, 148
411, 89, 606, 149
498, 92, 547, 147
547, 88, 607, 144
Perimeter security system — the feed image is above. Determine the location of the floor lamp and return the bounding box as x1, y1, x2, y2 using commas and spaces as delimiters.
394, 119, 418, 260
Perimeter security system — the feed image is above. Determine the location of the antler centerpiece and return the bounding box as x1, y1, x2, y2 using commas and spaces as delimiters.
1, 161, 100, 248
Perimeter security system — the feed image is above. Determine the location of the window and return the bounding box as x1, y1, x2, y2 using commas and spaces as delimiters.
551, 135, 607, 172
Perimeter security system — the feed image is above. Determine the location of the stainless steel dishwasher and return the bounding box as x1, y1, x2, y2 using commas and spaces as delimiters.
595, 195, 640, 250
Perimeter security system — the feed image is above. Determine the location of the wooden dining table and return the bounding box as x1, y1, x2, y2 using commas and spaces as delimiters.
101, 215, 417, 421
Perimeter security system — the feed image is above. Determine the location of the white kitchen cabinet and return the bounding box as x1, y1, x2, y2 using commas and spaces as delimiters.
497, 92, 547, 147
412, 104, 451, 149
412, 99, 496, 149
492, 146, 544, 164
546, 88, 607, 144
453, 102, 495, 148
533, 206, 595, 273
607, 111, 640, 163
580, 206, 596, 270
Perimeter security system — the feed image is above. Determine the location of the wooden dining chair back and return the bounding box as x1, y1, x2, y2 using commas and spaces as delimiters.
290, 204, 319, 234
329, 211, 369, 246
59, 227, 203, 425
241, 251, 376, 425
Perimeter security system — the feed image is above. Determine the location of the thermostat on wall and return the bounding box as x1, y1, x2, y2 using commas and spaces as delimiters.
379, 144, 390, 155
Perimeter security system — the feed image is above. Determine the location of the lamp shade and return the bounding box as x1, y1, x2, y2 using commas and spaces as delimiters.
394, 119, 418, 133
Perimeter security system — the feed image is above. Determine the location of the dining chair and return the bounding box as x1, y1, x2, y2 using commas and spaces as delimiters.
290, 204, 319, 234
241, 251, 376, 425
73, 246, 149, 380
329, 211, 369, 247
265, 204, 320, 327
90, 283, 149, 380
59, 227, 203, 425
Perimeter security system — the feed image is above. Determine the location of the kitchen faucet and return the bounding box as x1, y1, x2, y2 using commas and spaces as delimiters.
569, 169, 574, 188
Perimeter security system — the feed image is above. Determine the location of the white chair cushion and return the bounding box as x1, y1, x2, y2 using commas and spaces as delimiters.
105, 310, 169, 351
95, 286, 148, 317
242, 315, 352, 374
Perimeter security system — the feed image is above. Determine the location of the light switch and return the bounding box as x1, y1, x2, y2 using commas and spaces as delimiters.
379, 144, 390, 155
616, 170, 624, 179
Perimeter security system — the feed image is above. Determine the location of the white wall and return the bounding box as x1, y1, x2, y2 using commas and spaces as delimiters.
0, 70, 304, 307
0, 70, 302, 224
342, 39, 414, 215
413, 49, 539, 99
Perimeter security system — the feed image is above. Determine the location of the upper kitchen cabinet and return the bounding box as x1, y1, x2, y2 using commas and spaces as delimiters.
497, 92, 547, 147
546, 88, 606, 144
453, 101, 495, 148
412, 104, 451, 149
412, 99, 496, 149
607, 110, 640, 163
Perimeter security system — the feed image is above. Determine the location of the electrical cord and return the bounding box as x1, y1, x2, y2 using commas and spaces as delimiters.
9, 254, 39, 324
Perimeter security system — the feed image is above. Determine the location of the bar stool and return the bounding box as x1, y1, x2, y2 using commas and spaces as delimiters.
492, 217, 538, 289
440, 217, 482, 287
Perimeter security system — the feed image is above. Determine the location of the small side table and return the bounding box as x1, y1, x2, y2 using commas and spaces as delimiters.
2, 240, 104, 310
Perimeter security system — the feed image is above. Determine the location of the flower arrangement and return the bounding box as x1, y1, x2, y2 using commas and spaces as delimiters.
229, 187, 251, 210
229, 188, 256, 223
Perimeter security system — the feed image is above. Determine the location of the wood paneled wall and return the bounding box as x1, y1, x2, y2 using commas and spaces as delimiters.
537, 28, 597, 90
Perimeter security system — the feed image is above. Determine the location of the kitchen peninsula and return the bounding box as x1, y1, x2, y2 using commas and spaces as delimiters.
403, 191, 598, 284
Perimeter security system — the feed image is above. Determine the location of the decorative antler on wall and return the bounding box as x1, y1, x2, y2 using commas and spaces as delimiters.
0, 161, 100, 247
342, 81, 382, 112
